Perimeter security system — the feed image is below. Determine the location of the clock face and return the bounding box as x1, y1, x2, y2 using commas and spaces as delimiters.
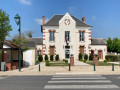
65, 19, 70, 25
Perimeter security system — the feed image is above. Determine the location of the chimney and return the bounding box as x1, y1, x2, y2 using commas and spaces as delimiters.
82, 16, 85, 23
42, 16, 45, 25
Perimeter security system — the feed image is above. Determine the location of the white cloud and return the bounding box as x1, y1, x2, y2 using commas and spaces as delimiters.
19, 0, 32, 5
92, 16, 96, 20
35, 18, 49, 25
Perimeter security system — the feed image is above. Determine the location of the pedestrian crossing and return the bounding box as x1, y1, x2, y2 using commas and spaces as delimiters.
44, 75, 119, 90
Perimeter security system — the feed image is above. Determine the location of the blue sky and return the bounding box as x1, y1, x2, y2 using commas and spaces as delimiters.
0, 0, 120, 39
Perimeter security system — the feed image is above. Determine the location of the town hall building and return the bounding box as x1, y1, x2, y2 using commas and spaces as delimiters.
41, 13, 107, 61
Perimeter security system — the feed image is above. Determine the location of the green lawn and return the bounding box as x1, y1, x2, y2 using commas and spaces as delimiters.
48, 61, 69, 66
86, 61, 118, 66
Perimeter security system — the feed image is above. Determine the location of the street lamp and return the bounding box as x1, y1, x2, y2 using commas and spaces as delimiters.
14, 14, 21, 72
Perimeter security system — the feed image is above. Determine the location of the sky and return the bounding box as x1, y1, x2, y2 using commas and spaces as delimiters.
0, 0, 120, 40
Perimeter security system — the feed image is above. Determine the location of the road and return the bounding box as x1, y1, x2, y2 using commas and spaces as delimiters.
0, 75, 120, 90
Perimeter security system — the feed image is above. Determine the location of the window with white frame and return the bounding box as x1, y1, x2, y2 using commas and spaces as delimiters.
80, 31, 84, 41
50, 31, 54, 41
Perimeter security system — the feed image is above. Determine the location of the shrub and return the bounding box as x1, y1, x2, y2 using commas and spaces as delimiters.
80, 59, 84, 61
36, 60, 39, 63
84, 54, 88, 60
79, 53, 82, 60
83, 59, 87, 63
89, 54, 93, 61
104, 60, 107, 63
55, 54, 59, 61
46, 60, 50, 66
50, 55, 54, 61
63, 59, 68, 63
105, 55, 120, 62
45, 54, 48, 61
107, 59, 111, 62
38, 55, 43, 62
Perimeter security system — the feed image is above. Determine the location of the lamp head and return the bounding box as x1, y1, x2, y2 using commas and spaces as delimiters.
14, 14, 20, 25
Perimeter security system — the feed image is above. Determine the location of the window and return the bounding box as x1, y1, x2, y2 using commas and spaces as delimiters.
50, 31, 54, 41
37, 51, 41, 55
65, 31, 70, 41
80, 31, 84, 41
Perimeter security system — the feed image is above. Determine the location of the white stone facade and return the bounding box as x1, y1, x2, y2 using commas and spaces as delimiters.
42, 13, 107, 61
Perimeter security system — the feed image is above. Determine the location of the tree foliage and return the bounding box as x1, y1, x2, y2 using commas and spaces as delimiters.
26, 30, 33, 38
107, 37, 120, 53
0, 9, 12, 43
12, 33, 28, 46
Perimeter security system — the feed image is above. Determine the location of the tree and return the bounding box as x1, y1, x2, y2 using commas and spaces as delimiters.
107, 37, 120, 53
0, 9, 12, 43
12, 33, 28, 46
26, 30, 33, 38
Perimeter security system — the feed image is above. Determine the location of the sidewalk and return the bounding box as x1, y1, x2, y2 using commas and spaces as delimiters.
0, 62, 120, 76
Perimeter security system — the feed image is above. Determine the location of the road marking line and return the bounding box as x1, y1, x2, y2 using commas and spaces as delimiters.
56, 73, 96, 75
52, 77, 106, 80
0, 77, 7, 79
48, 80, 111, 83
44, 85, 119, 89
53, 75, 102, 78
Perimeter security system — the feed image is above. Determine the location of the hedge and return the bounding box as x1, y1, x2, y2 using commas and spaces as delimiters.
105, 55, 120, 62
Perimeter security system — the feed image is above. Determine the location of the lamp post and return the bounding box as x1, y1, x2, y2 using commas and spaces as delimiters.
14, 14, 21, 72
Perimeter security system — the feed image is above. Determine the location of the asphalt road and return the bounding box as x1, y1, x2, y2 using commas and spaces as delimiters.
0, 75, 120, 90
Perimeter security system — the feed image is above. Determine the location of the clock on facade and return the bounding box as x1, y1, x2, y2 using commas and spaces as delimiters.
65, 19, 70, 25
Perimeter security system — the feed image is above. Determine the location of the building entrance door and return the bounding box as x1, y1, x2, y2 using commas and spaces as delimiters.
80, 46, 84, 56
98, 50, 102, 59
50, 46, 55, 55
65, 50, 70, 59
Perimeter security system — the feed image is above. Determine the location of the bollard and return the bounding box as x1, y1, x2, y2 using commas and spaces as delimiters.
112, 63, 114, 71
39, 64, 40, 72
69, 63, 70, 71
4, 65, 6, 72
94, 63, 96, 71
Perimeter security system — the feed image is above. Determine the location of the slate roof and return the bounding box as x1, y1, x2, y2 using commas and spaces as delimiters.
24, 41, 36, 48
24, 38, 43, 48
42, 15, 92, 27
30, 38, 43, 45
91, 38, 107, 45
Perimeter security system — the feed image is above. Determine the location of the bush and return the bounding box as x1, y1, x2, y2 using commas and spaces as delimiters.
55, 54, 59, 61
63, 59, 68, 63
50, 55, 54, 61
38, 55, 43, 62
84, 54, 88, 60
104, 60, 107, 63
45, 54, 48, 61
80, 59, 84, 61
107, 59, 111, 62
83, 59, 87, 63
36, 60, 39, 63
89, 54, 93, 61
105, 55, 120, 62
79, 53, 82, 60
46, 60, 50, 66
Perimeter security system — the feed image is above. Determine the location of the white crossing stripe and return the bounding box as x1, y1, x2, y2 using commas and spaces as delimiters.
52, 77, 106, 80
44, 85, 119, 89
53, 75, 102, 77
0, 77, 7, 79
48, 80, 111, 83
